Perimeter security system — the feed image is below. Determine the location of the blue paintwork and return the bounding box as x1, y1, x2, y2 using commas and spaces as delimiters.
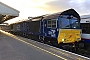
21, 22, 28, 33
40, 18, 59, 38
39, 15, 79, 37
40, 20, 44, 36
22, 22, 29, 32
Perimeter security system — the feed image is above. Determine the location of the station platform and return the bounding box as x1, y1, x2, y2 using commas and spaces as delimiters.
0, 30, 89, 60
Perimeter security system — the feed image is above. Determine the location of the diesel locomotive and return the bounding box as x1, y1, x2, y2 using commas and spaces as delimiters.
9, 9, 81, 50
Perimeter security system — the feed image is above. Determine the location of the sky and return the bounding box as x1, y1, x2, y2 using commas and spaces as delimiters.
0, 0, 90, 24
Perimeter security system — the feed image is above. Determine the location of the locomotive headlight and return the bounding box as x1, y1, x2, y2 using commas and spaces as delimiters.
62, 39, 64, 41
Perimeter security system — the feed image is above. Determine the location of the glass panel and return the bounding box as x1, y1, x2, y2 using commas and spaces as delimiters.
52, 20, 56, 28
52, 20, 56, 25
48, 20, 51, 24
60, 15, 80, 29
61, 18, 70, 28
48, 24, 51, 27
47, 19, 57, 28
81, 23, 90, 34
52, 25, 56, 28
71, 19, 80, 29
47, 20, 51, 28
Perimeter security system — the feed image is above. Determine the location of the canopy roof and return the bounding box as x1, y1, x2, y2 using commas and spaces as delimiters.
0, 2, 19, 23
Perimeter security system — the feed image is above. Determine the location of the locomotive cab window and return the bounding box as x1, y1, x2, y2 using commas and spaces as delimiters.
60, 17, 70, 28
47, 19, 57, 28
71, 17, 80, 29
60, 15, 80, 29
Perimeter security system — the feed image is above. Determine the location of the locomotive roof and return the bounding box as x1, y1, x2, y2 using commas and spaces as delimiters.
43, 9, 80, 20
26, 15, 44, 22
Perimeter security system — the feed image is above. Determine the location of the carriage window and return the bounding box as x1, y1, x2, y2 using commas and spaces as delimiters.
47, 19, 57, 28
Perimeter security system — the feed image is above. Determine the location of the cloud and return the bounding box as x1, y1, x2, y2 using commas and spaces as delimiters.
37, 0, 90, 15
69, 0, 90, 15
81, 0, 90, 14
2, 0, 90, 16
38, 0, 71, 13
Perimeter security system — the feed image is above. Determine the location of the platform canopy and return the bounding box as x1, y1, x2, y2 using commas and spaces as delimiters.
0, 2, 19, 24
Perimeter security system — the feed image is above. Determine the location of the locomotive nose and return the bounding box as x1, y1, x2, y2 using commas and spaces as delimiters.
58, 29, 81, 44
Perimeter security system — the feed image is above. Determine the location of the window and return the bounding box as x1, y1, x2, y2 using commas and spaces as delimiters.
47, 19, 57, 28
52, 20, 56, 28
47, 20, 51, 28
81, 23, 90, 34
71, 19, 80, 29
60, 15, 80, 29
61, 18, 70, 28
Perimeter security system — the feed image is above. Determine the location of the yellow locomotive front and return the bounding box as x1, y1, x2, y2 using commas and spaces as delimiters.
58, 29, 81, 44
57, 9, 81, 50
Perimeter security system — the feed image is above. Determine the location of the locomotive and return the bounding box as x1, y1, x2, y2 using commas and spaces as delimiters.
9, 9, 81, 50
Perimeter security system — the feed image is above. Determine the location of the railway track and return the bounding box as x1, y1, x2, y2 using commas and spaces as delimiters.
17, 34, 90, 58
76, 48, 90, 58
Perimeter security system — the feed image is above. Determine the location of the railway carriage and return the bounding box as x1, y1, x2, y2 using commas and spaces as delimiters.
80, 15, 90, 49
9, 22, 23, 35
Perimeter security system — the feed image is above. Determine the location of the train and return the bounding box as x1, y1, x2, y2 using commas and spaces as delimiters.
80, 15, 90, 50
8, 9, 82, 51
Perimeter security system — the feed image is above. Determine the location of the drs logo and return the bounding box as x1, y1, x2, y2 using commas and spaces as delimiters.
48, 30, 56, 37
17, 24, 20, 31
